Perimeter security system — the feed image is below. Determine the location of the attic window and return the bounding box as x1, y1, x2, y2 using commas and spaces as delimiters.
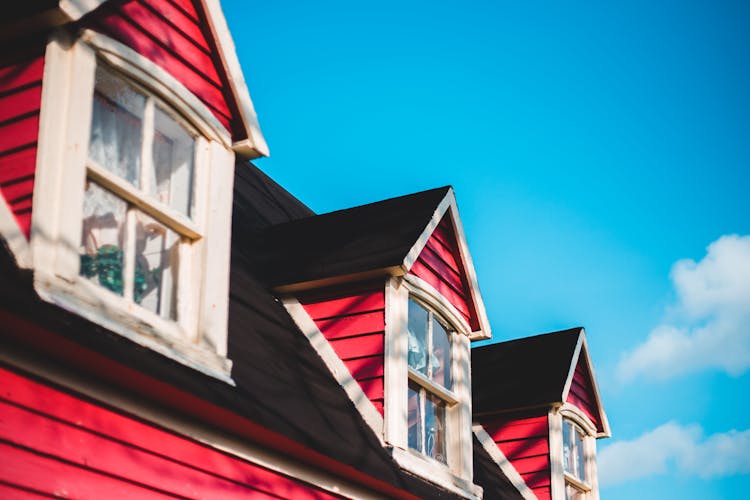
560, 416, 595, 499
80, 66, 198, 320
31, 33, 236, 381
407, 297, 456, 464
384, 277, 476, 496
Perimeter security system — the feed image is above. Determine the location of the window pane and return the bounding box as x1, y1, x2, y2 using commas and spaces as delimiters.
89, 69, 145, 185
425, 392, 447, 464
407, 382, 422, 453
563, 420, 576, 476
133, 211, 180, 320
149, 105, 195, 217
407, 299, 429, 375
430, 317, 452, 389
80, 182, 127, 296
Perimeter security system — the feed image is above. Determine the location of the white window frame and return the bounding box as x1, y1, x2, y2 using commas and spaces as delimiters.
30, 29, 236, 382
549, 404, 600, 500
385, 274, 480, 499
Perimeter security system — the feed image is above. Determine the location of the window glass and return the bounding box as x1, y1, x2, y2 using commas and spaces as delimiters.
150, 105, 195, 217
563, 419, 588, 482
89, 70, 145, 185
80, 182, 127, 295
134, 211, 179, 319
81, 65, 201, 324
407, 299, 429, 374
408, 381, 448, 465
424, 391, 447, 464
431, 317, 452, 389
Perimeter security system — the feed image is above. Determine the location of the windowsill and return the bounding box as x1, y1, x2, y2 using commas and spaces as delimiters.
564, 471, 592, 493
389, 446, 482, 499
34, 270, 234, 385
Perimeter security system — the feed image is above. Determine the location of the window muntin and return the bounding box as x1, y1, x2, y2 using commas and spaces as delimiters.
406, 297, 457, 465
79, 65, 198, 323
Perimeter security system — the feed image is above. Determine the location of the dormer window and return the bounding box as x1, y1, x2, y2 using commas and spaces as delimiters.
407, 297, 457, 464
80, 66, 198, 321
30, 32, 238, 381
562, 418, 593, 499
384, 276, 477, 497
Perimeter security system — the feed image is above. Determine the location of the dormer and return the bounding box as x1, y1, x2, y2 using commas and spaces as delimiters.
258, 187, 491, 498
472, 328, 611, 500
0, 0, 267, 381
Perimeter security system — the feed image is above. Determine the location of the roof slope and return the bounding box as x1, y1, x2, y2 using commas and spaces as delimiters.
472, 436, 526, 500
252, 186, 451, 288
0, 165, 465, 499
472, 328, 582, 415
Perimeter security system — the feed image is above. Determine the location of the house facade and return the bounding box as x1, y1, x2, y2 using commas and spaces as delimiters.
0, 2, 609, 499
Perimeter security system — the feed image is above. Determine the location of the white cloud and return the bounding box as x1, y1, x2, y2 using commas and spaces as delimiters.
599, 422, 750, 486
617, 234, 750, 382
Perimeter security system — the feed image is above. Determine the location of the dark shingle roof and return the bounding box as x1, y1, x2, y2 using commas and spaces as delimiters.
472, 436, 526, 500
252, 186, 451, 287
471, 328, 582, 415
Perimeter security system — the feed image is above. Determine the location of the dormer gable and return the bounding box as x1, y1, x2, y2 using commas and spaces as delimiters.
1, 0, 266, 158
0, 0, 269, 382
275, 187, 491, 498
472, 328, 610, 500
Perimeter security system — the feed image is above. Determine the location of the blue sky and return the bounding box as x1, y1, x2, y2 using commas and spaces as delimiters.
223, 1, 750, 498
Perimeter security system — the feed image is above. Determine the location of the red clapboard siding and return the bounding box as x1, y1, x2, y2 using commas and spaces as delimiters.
300, 287, 386, 416
408, 214, 479, 330
91, 0, 241, 137
482, 414, 551, 500
0, 366, 342, 500
565, 355, 601, 430
0, 51, 44, 239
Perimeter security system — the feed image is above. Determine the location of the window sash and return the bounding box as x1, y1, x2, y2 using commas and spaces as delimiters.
407, 297, 453, 391
90, 65, 198, 221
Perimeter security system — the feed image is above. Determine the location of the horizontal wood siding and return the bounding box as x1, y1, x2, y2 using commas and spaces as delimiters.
566, 354, 601, 431
0, 366, 343, 500
482, 413, 551, 500
91, 0, 242, 138
409, 214, 479, 329
0, 49, 45, 238
299, 286, 386, 416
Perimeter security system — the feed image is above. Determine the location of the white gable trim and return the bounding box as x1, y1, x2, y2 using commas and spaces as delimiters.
472, 424, 538, 500
0, 195, 32, 268
401, 188, 491, 341
199, 0, 269, 159
560, 329, 611, 438
59, 0, 268, 158
282, 296, 385, 442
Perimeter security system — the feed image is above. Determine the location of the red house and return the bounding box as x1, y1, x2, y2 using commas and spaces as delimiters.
0, 2, 610, 499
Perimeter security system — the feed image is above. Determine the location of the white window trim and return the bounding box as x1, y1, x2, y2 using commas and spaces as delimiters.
549, 405, 600, 500
384, 276, 479, 499
30, 29, 235, 383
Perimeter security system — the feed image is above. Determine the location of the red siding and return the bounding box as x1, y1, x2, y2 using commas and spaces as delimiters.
91, 0, 242, 138
482, 413, 552, 500
565, 352, 602, 431
408, 214, 479, 330
0, 50, 45, 239
0, 366, 343, 500
299, 285, 386, 416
